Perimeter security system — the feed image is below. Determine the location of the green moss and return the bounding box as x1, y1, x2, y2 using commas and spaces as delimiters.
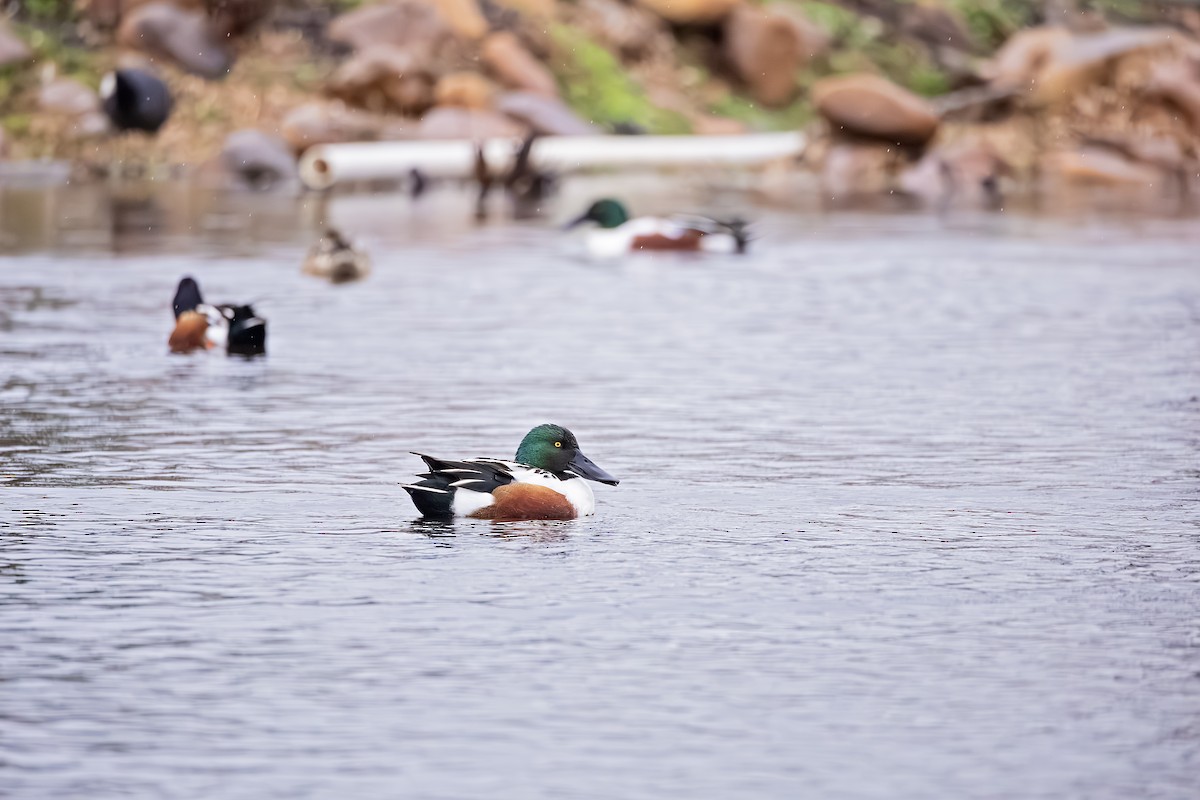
548, 24, 692, 135
708, 93, 815, 132
21, 0, 75, 23
12, 22, 103, 85
786, 1, 953, 96
3, 114, 33, 136
942, 0, 1038, 50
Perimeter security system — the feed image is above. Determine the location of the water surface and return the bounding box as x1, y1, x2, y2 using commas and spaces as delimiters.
2, 185, 1199, 798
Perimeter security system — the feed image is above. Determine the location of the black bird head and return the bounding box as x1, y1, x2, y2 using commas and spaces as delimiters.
172, 277, 203, 318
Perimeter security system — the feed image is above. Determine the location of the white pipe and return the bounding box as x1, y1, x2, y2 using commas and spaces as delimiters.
298, 133, 805, 190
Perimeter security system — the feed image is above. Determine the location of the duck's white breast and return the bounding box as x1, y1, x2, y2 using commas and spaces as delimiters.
584, 218, 676, 259
510, 466, 596, 516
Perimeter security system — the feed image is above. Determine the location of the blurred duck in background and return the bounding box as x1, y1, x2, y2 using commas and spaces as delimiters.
302, 229, 371, 284
566, 199, 751, 259
169, 277, 266, 356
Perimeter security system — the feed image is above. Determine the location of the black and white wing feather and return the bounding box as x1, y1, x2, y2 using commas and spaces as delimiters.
403, 454, 517, 517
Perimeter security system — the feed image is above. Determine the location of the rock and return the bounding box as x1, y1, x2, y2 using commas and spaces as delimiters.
820, 142, 895, 198
1085, 134, 1186, 172
38, 78, 101, 117
328, 0, 457, 59
117, 2, 233, 79
899, 140, 1008, 205
71, 112, 111, 140
79, 0, 201, 28
723, 4, 820, 107
205, 0, 278, 38
0, 21, 32, 68
325, 46, 437, 116
496, 92, 599, 135
482, 32, 559, 97
634, 0, 739, 25
430, 0, 488, 39
576, 0, 670, 61
416, 107, 527, 139
898, 3, 974, 54
280, 102, 387, 152
1034, 27, 1188, 103
812, 74, 940, 146
1146, 58, 1200, 132
982, 26, 1073, 89
1041, 147, 1163, 187
220, 129, 298, 190
77, 0, 125, 29
436, 71, 496, 110
491, 0, 555, 17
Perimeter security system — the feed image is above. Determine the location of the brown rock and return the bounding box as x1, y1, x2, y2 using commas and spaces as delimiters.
1034, 27, 1188, 103
1146, 58, 1200, 132
983, 26, 1072, 91
430, 0, 488, 39
1041, 147, 1163, 187
204, 0, 278, 38
280, 102, 387, 153
78, 0, 209, 29
635, 0, 739, 25
820, 142, 895, 198
0, 21, 32, 69
496, 92, 600, 135
724, 4, 821, 107
1086, 134, 1186, 172
326, 46, 437, 116
577, 0, 670, 61
492, 0, 555, 16
416, 107, 527, 139
117, 2, 233, 79
328, 0, 456, 59
71, 112, 111, 140
812, 74, 940, 146
436, 71, 496, 110
219, 129, 298, 190
482, 32, 559, 97
38, 78, 102, 117
899, 3, 974, 54
899, 140, 1008, 205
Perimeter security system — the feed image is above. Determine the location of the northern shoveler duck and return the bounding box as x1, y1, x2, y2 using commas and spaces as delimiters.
404, 424, 619, 521
566, 198, 750, 258
169, 276, 266, 356
100, 68, 173, 134
302, 229, 371, 283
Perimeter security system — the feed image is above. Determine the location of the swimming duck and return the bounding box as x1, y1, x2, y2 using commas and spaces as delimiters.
100, 69, 173, 134
302, 229, 371, 283
566, 198, 750, 258
404, 424, 619, 521
169, 276, 266, 356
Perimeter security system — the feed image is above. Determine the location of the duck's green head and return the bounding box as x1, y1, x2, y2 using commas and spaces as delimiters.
566, 199, 630, 230
515, 424, 619, 485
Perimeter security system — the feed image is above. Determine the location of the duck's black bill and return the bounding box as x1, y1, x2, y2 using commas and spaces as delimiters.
563, 213, 591, 231
569, 451, 619, 485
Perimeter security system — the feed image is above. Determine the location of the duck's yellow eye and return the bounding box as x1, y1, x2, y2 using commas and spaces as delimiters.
554, 441, 562, 448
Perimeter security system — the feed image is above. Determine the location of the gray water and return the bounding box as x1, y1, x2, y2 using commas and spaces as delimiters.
2, 184, 1199, 799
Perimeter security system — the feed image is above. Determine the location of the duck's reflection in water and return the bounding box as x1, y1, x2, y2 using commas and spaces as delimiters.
405, 517, 574, 544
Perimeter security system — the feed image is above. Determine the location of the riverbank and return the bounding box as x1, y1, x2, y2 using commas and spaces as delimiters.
2, 1, 1199, 204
